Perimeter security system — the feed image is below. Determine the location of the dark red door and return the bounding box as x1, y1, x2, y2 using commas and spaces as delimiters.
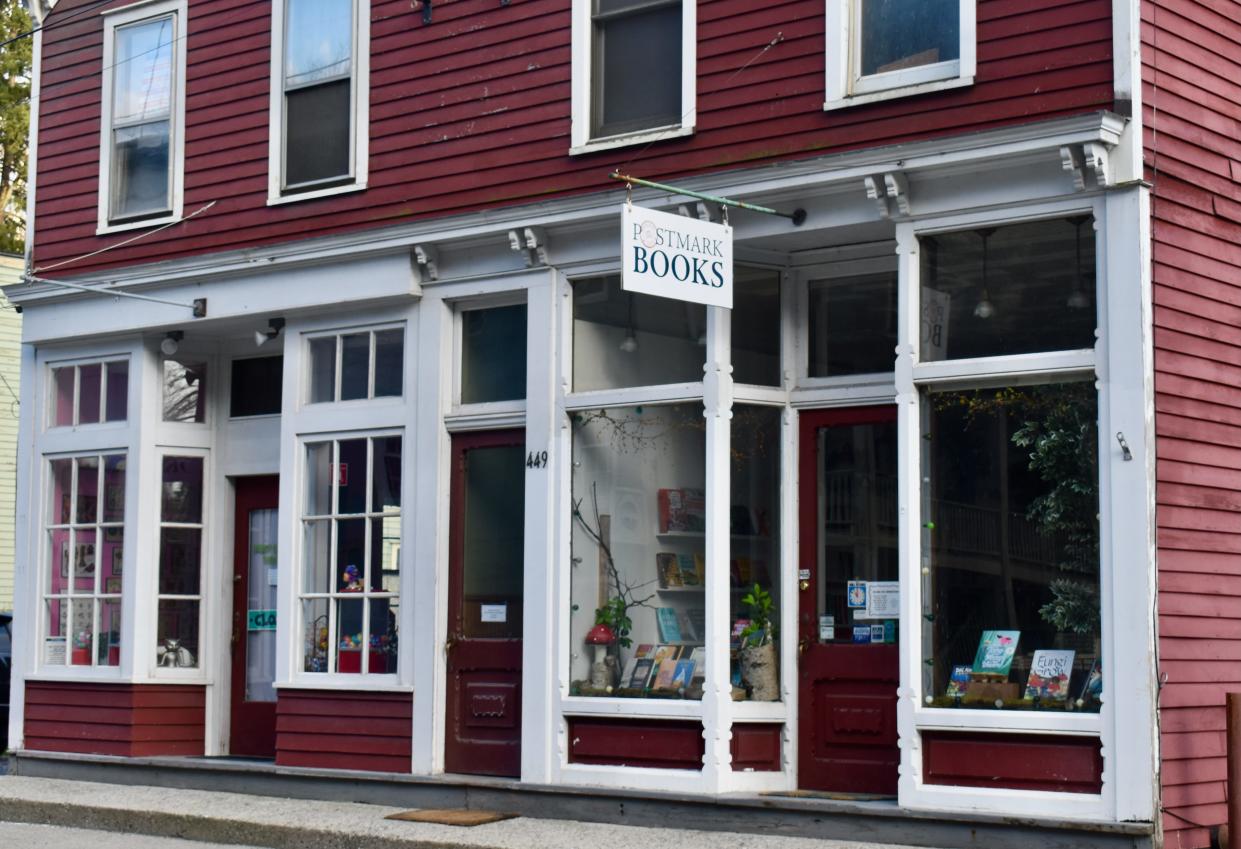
229, 475, 279, 758
444, 430, 526, 777
798, 407, 900, 794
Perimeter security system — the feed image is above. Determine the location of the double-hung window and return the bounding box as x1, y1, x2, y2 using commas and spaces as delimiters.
269, 0, 370, 201
570, 0, 695, 152
98, 0, 186, 231
825, 0, 975, 110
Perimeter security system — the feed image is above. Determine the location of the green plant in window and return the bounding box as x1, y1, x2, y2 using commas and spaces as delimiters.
739, 583, 776, 648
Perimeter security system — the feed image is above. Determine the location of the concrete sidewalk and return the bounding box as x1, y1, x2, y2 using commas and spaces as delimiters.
0, 775, 941, 849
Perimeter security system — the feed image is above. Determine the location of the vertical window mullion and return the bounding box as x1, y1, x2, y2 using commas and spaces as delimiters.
334, 337, 343, 402
72, 366, 81, 426
367, 331, 377, 399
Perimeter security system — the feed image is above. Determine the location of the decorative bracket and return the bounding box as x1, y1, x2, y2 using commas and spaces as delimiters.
412, 243, 439, 284
864, 171, 911, 219
508, 227, 548, 267
1061, 143, 1112, 191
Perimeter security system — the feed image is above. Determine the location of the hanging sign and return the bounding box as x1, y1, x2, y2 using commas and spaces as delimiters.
621, 203, 733, 309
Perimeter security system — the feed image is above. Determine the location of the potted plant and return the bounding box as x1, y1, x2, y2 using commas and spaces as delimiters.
739, 583, 778, 701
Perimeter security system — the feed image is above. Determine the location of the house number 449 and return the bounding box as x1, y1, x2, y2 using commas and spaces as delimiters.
526, 450, 548, 469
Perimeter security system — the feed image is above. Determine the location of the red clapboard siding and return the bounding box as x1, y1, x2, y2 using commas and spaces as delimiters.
1146, 0, 1241, 845
31, 0, 1114, 274
274, 689, 412, 773
23, 681, 206, 757
567, 718, 704, 769
921, 732, 1103, 794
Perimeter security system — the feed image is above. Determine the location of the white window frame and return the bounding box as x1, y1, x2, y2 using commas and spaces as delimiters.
449, 293, 528, 421
266, 0, 370, 205
96, 0, 188, 235
153, 450, 209, 679
47, 356, 131, 430
303, 322, 405, 406
569, 0, 696, 155
824, 0, 976, 112
294, 430, 402, 681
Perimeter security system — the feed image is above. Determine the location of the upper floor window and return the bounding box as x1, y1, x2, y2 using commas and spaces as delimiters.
570, 0, 695, 152
825, 0, 975, 110
98, 0, 186, 231
270, 0, 370, 201
51, 360, 128, 428
307, 326, 404, 404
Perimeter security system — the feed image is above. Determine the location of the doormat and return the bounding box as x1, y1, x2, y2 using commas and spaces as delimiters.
762, 790, 895, 802
385, 809, 519, 826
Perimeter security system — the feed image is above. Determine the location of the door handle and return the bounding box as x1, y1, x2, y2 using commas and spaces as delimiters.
799, 637, 808, 657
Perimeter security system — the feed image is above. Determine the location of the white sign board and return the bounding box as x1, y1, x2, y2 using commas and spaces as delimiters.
480, 603, 507, 623
621, 203, 733, 309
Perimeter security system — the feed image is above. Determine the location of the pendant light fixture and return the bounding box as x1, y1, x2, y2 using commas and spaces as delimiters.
1066, 216, 1090, 310
619, 292, 638, 353
973, 228, 996, 320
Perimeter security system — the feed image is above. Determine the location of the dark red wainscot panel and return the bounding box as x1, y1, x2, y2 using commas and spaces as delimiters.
568, 718, 704, 770
922, 731, 1102, 794
730, 723, 783, 772
24, 681, 206, 757
275, 689, 412, 773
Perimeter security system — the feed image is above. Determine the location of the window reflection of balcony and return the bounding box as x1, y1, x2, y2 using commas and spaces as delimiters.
929, 498, 1072, 579
822, 471, 898, 531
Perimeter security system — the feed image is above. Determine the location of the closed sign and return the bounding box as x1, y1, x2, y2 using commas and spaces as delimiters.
621, 203, 733, 309
248, 609, 276, 631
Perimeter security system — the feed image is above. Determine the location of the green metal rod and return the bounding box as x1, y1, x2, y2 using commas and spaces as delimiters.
610, 172, 806, 226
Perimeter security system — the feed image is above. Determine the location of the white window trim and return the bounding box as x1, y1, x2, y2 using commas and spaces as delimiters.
96, 0, 187, 235
45, 355, 132, 432
569, 0, 696, 155
151, 448, 210, 680
824, 0, 976, 112
302, 321, 406, 407
266, 0, 370, 204
450, 292, 529, 414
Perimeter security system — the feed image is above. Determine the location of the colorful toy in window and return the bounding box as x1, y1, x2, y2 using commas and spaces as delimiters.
1024, 649, 1075, 701
945, 665, 972, 697
1078, 658, 1103, 704
971, 630, 1020, 676
341, 563, 362, 592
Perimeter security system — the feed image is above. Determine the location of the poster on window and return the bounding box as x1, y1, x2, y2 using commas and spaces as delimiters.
621, 204, 733, 309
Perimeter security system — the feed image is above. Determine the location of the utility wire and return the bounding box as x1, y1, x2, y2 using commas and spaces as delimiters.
0, 0, 119, 51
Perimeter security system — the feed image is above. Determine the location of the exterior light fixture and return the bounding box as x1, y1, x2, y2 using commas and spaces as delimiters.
1066, 215, 1090, 310
619, 329, 638, 353
255, 317, 286, 348
973, 228, 996, 320
159, 331, 183, 356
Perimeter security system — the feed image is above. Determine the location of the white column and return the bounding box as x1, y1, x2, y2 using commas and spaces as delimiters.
129, 342, 162, 682
700, 304, 734, 790
520, 273, 558, 783
7, 342, 37, 750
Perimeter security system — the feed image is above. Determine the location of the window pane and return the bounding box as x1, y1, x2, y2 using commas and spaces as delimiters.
373, 329, 404, 398
163, 358, 207, 423
230, 356, 283, 417
159, 527, 201, 595
44, 598, 66, 665
113, 16, 173, 122
71, 529, 97, 596
859, 0, 959, 77
919, 218, 1097, 361
371, 436, 402, 513
572, 276, 704, 391
808, 271, 898, 377
48, 529, 69, 596
302, 519, 333, 594
285, 80, 351, 187
337, 438, 367, 513
105, 361, 129, 421
308, 336, 336, 403
372, 516, 400, 592
161, 456, 204, 523
595, 4, 681, 137
733, 268, 780, 387
335, 518, 366, 592
49, 458, 72, 524
923, 382, 1101, 712
570, 403, 705, 699
461, 305, 526, 403
302, 597, 329, 671
157, 599, 199, 667
103, 454, 126, 523
75, 456, 99, 523
461, 444, 525, 640
69, 597, 94, 666
52, 366, 74, 427
368, 597, 398, 674
305, 442, 333, 515
102, 528, 124, 588
339, 333, 369, 400
78, 364, 101, 425
335, 596, 364, 673
98, 600, 121, 667
112, 122, 171, 218
285, 0, 352, 86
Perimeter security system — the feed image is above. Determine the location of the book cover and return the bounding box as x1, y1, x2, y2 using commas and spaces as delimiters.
620, 655, 639, 687
656, 552, 682, 588
652, 658, 679, 690
972, 630, 1021, 676
692, 552, 706, 584
689, 646, 706, 674
1079, 658, 1103, 701
945, 665, 972, 697
628, 658, 653, 689
634, 643, 654, 659
671, 659, 695, 689
685, 607, 705, 641
657, 608, 682, 642
649, 644, 678, 667
1024, 649, 1075, 701
657, 488, 685, 533
676, 609, 698, 643
677, 554, 700, 586
682, 488, 706, 532
730, 619, 750, 651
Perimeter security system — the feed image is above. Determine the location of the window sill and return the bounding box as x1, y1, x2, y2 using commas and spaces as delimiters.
560, 695, 703, 718
279, 676, 410, 692
824, 74, 973, 112
267, 181, 367, 207
26, 668, 125, 682
914, 704, 1103, 735
96, 212, 180, 236
569, 124, 694, 157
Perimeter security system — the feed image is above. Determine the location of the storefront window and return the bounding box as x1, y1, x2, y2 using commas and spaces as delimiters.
307, 326, 404, 403
733, 268, 781, 387
157, 455, 204, 668
808, 271, 897, 377
729, 406, 781, 700
921, 381, 1101, 712
460, 304, 527, 403
51, 359, 128, 427
572, 276, 705, 392
918, 218, 1096, 362
300, 434, 401, 675
569, 403, 706, 698
162, 357, 206, 422
44, 453, 125, 667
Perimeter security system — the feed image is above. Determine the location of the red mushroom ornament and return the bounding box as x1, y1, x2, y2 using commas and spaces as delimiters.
586, 623, 616, 689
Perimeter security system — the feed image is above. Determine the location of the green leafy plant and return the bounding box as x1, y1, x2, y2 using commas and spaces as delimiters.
594, 596, 634, 648
739, 583, 776, 648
